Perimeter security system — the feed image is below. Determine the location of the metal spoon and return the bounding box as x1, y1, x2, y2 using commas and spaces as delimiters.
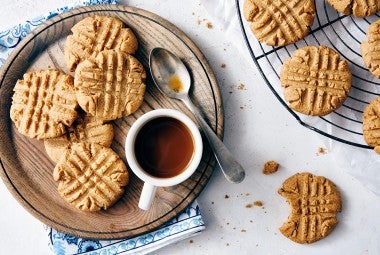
149, 47, 245, 183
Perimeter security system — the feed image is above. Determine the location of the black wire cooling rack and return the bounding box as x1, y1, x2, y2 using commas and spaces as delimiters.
236, 0, 380, 149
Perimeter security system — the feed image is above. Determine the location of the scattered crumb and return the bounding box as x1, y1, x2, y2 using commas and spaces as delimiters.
254, 201, 263, 207
226, 243, 230, 247
224, 194, 230, 199
220, 63, 226, 68
240, 106, 244, 110
229, 91, 233, 94
316, 147, 327, 155
192, 12, 195, 15
206, 22, 213, 29
197, 19, 201, 25
211, 201, 214, 205
250, 220, 253, 223
189, 240, 194, 244
237, 83, 246, 90
245, 203, 253, 208
241, 229, 247, 232
262, 160, 280, 175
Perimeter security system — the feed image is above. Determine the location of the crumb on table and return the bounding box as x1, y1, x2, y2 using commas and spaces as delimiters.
253, 201, 263, 207
262, 160, 279, 175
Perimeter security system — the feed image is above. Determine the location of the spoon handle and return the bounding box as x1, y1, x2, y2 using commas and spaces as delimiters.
181, 96, 245, 183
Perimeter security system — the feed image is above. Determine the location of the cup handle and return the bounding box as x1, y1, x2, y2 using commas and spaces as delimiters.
138, 182, 158, 210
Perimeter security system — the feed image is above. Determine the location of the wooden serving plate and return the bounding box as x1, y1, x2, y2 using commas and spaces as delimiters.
0, 5, 223, 239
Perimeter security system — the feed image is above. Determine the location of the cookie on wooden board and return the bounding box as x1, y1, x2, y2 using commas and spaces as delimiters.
74, 49, 146, 121
53, 142, 129, 212
44, 112, 114, 163
243, 0, 315, 46
280, 45, 352, 116
10, 70, 78, 139
278, 172, 342, 244
65, 15, 138, 72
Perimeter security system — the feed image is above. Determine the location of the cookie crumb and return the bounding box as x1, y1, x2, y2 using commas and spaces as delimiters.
224, 194, 230, 199
253, 201, 263, 207
245, 203, 253, 208
262, 160, 279, 175
221, 63, 226, 68
189, 239, 194, 244
241, 229, 247, 232
197, 19, 201, 25
316, 147, 327, 155
237, 83, 246, 90
206, 22, 213, 29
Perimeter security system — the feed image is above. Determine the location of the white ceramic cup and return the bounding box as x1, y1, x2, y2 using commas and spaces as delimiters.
125, 109, 203, 210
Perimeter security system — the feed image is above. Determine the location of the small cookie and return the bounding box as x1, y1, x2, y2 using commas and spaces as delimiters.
65, 15, 138, 72
361, 19, 380, 78
74, 49, 146, 121
53, 142, 129, 211
10, 70, 78, 139
44, 113, 114, 163
243, 0, 315, 46
280, 45, 352, 116
363, 96, 380, 155
326, 0, 380, 17
278, 172, 342, 244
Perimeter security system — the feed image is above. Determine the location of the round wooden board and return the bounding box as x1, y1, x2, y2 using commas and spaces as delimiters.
0, 5, 223, 239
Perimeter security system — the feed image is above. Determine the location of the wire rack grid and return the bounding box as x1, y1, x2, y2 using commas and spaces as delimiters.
236, 0, 380, 149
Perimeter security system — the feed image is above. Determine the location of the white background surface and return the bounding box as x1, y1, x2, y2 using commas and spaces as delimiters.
1, 0, 379, 254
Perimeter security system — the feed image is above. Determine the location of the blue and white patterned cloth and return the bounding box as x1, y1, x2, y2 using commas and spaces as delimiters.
0, 1, 205, 254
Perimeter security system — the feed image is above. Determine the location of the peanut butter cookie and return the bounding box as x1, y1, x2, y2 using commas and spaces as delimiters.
280, 45, 352, 116
326, 0, 380, 17
278, 172, 342, 244
65, 15, 138, 72
361, 19, 380, 78
363, 96, 380, 155
243, 0, 315, 46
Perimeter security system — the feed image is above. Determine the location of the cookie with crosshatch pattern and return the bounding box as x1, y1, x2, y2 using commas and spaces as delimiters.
74, 49, 146, 121
363, 96, 380, 155
44, 112, 114, 163
280, 45, 352, 116
243, 0, 315, 46
278, 172, 342, 244
10, 70, 78, 139
361, 19, 380, 79
326, 0, 380, 17
65, 15, 138, 72
53, 142, 129, 211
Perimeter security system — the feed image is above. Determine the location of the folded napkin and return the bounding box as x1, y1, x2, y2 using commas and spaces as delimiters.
0, 1, 205, 254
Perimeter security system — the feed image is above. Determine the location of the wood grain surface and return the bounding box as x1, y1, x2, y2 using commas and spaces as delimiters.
0, 5, 223, 239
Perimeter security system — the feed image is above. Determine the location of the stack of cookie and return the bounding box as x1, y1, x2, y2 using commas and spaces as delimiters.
10, 15, 147, 212
243, 0, 380, 155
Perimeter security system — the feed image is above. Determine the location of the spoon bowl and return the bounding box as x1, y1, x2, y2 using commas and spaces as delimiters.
149, 47, 245, 183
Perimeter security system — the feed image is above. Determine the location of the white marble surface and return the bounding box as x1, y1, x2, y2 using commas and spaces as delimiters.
1, 0, 380, 254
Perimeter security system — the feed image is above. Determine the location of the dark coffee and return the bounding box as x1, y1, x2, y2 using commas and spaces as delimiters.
134, 117, 195, 178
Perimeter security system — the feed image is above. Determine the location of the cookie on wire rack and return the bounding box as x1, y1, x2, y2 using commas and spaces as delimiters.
361, 19, 380, 79
65, 15, 138, 72
326, 0, 380, 17
363, 96, 380, 155
278, 172, 342, 244
10, 70, 78, 139
74, 49, 146, 121
280, 45, 352, 116
243, 0, 315, 46
53, 142, 129, 212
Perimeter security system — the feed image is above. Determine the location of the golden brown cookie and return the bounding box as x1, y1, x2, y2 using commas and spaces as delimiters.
10, 70, 78, 139
280, 45, 352, 116
74, 49, 146, 121
65, 15, 138, 72
363, 96, 380, 154
53, 142, 129, 211
361, 19, 380, 78
44, 113, 114, 163
326, 0, 380, 17
243, 0, 315, 46
278, 172, 342, 244
262, 160, 280, 175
